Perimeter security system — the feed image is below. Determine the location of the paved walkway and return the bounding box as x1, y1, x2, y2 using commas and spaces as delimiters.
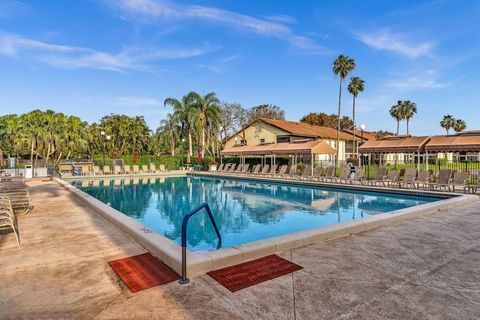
1, 180, 480, 319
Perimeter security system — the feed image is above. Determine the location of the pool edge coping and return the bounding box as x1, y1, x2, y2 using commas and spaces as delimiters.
53, 176, 479, 278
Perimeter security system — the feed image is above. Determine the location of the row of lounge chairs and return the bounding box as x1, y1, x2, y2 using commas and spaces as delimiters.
88, 164, 166, 176
212, 164, 477, 193
0, 175, 34, 247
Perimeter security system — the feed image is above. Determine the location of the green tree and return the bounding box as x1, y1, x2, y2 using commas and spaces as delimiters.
247, 104, 285, 123
440, 115, 456, 135
157, 113, 180, 156
453, 119, 467, 133
189, 92, 221, 157
300, 112, 354, 130
347, 76, 365, 155
401, 100, 417, 135
332, 54, 356, 165
389, 101, 404, 135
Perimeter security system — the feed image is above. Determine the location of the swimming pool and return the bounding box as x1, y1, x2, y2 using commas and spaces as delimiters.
72, 175, 440, 252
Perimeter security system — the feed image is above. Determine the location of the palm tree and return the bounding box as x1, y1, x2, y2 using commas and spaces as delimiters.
158, 113, 179, 156
401, 100, 417, 135
453, 119, 467, 133
440, 115, 456, 135
347, 76, 365, 156
332, 54, 356, 165
189, 92, 221, 158
164, 93, 198, 163
389, 101, 404, 135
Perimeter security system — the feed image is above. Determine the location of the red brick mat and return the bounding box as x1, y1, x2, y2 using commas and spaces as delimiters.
108, 253, 180, 292
207, 254, 303, 292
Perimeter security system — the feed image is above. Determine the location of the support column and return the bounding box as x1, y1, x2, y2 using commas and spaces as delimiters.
426, 151, 429, 171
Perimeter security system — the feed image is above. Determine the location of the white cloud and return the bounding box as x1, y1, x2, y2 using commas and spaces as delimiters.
355, 28, 434, 58
110, 96, 163, 107
0, 32, 214, 72
0, 0, 28, 18
106, 0, 329, 54
386, 77, 454, 90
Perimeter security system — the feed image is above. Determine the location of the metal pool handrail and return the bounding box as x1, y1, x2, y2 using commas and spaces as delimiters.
179, 203, 222, 284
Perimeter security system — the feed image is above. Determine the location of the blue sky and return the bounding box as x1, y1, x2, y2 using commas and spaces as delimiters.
0, 0, 479, 135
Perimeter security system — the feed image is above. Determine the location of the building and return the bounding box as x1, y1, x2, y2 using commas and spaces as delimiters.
224, 118, 365, 162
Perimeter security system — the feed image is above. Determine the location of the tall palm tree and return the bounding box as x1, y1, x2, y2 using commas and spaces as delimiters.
453, 119, 467, 133
401, 100, 417, 135
389, 101, 404, 135
158, 113, 180, 156
440, 115, 456, 135
189, 92, 221, 158
347, 76, 365, 156
332, 54, 356, 165
164, 93, 198, 163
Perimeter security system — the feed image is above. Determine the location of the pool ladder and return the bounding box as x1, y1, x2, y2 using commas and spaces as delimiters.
179, 203, 222, 284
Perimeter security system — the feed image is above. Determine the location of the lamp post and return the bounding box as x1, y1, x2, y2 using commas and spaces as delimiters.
359, 124, 365, 167
181, 138, 186, 167
100, 131, 111, 166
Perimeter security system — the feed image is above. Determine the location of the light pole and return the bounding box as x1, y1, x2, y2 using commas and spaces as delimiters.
100, 131, 111, 166
359, 124, 365, 167
181, 138, 186, 167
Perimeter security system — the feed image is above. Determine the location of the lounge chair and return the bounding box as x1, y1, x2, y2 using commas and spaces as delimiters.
229, 164, 238, 173
124, 165, 131, 175
113, 165, 122, 175
0, 197, 20, 246
102, 166, 111, 175
274, 165, 288, 178
133, 165, 140, 174
450, 171, 470, 193
382, 169, 399, 187
285, 165, 297, 179
93, 166, 101, 175
0, 188, 34, 214
149, 163, 158, 173
467, 177, 480, 194
368, 167, 388, 186
320, 166, 336, 182
334, 167, 351, 184
398, 168, 417, 188
413, 170, 430, 189
428, 169, 453, 191
249, 164, 261, 175
259, 164, 270, 176
241, 164, 251, 174
141, 165, 149, 173
297, 166, 311, 180
347, 167, 365, 184
217, 163, 225, 172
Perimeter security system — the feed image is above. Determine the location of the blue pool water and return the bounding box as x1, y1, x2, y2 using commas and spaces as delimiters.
72, 176, 439, 251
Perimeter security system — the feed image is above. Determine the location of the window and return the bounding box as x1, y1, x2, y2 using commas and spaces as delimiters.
241, 139, 247, 145
260, 138, 265, 145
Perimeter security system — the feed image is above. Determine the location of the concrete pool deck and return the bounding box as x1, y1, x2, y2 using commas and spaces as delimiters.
2, 180, 480, 319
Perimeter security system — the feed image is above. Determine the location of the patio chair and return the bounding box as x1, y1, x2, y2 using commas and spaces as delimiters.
141, 165, 149, 173
1, 189, 34, 214
347, 167, 365, 184
249, 164, 261, 175
311, 165, 323, 181
266, 164, 277, 176
274, 165, 288, 177
133, 165, 140, 174
382, 169, 399, 187
285, 165, 297, 179
217, 163, 225, 172
0, 198, 20, 247
467, 177, 480, 194
124, 165, 131, 175
113, 165, 122, 175
102, 166, 111, 175
258, 164, 270, 176
149, 163, 158, 173
368, 167, 388, 186
398, 168, 417, 188
413, 170, 431, 189
320, 166, 336, 182
429, 169, 453, 191
228, 163, 238, 173
334, 166, 351, 184
241, 164, 251, 174
298, 165, 311, 180
222, 163, 231, 172
93, 166, 101, 175
450, 171, 470, 193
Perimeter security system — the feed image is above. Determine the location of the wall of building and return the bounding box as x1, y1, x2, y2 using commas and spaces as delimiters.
225, 121, 289, 148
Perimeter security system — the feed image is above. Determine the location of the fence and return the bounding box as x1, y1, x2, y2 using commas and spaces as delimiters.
2, 168, 49, 178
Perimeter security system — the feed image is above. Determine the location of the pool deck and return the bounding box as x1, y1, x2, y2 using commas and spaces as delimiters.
2, 180, 480, 319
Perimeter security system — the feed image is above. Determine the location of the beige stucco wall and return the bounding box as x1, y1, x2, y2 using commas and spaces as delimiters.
225, 121, 289, 148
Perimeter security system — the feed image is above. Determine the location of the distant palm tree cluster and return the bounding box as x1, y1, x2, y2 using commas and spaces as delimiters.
388, 100, 418, 135
440, 115, 467, 135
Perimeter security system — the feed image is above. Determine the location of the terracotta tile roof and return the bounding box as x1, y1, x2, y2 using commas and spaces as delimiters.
259, 118, 354, 141
342, 129, 377, 141
221, 140, 336, 156
426, 134, 480, 152
358, 135, 430, 153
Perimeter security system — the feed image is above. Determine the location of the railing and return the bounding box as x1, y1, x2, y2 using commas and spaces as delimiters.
179, 203, 222, 284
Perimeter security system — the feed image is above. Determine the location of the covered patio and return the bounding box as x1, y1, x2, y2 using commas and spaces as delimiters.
220, 140, 336, 174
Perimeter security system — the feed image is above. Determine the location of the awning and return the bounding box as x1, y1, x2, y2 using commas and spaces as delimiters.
358, 136, 430, 154
426, 134, 480, 152
221, 140, 336, 156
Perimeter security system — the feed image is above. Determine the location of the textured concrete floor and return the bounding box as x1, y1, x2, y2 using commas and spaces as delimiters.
1, 180, 480, 319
